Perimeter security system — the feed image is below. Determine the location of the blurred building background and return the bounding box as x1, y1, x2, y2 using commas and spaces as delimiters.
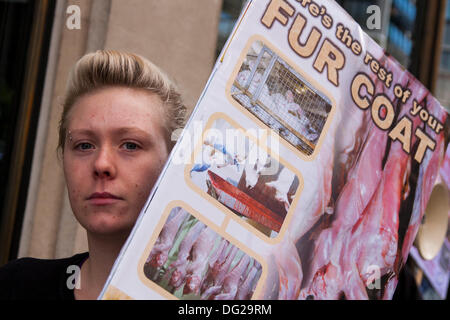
0, 0, 448, 299
0, 0, 223, 265
336, 0, 450, 113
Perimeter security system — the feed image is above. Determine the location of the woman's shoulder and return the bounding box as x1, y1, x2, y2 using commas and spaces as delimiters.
0, 252, 88, 300
0, 252, 89, 272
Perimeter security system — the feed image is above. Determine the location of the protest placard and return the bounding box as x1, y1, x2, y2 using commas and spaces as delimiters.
100, 0, 449, 300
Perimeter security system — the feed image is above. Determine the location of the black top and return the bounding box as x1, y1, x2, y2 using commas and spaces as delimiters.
0, 252, 89, 300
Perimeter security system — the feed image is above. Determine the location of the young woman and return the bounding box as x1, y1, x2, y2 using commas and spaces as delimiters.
0, 50, 186, 300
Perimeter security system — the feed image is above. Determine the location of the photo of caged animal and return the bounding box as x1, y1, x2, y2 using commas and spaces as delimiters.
230, 40, 332, 156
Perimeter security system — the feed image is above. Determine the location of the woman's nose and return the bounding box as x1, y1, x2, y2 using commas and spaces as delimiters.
93, 146, 116, 179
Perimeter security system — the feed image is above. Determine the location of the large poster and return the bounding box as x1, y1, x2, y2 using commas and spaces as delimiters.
100, 0, 449, 300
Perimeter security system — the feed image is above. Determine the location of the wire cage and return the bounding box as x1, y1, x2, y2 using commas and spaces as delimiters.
231, 44, 332, 156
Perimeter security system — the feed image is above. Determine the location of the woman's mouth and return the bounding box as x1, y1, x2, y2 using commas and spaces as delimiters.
87, 192, 122, 205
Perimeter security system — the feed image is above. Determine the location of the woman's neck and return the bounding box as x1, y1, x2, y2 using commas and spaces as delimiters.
75, 231, 129, 300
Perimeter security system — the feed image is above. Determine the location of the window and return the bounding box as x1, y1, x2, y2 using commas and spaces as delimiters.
441, 2, 450, 71
216, 0, 247, 58
436, 0, 450, 109
0, 0, 55, 263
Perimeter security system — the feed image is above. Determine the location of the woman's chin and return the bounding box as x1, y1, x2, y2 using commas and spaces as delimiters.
83, 217, 134, 239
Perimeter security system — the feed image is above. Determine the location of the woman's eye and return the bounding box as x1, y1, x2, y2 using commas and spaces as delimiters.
123, 142, 139, 150
76, 142, 94, 150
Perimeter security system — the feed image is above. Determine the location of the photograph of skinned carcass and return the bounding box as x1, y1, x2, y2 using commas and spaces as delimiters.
255, 38, 449, 300
143, 207, 262, 300
230, 40, 332, 156
189, 118, 301, 238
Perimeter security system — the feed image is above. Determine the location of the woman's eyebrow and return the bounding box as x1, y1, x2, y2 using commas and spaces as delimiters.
114, 127, 150, 135
68, 128, 155, 146
68, 129, 95, 137
69, 128, 151, 137
113, 127, 154, 140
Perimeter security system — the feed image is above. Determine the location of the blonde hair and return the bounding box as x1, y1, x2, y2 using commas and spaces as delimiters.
58, 50, 186, 152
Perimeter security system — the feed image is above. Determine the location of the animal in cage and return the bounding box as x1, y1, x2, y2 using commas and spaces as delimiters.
232, 45, 332, 156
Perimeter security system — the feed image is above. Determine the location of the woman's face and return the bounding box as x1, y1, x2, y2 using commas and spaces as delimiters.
63, 86, 169, 237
